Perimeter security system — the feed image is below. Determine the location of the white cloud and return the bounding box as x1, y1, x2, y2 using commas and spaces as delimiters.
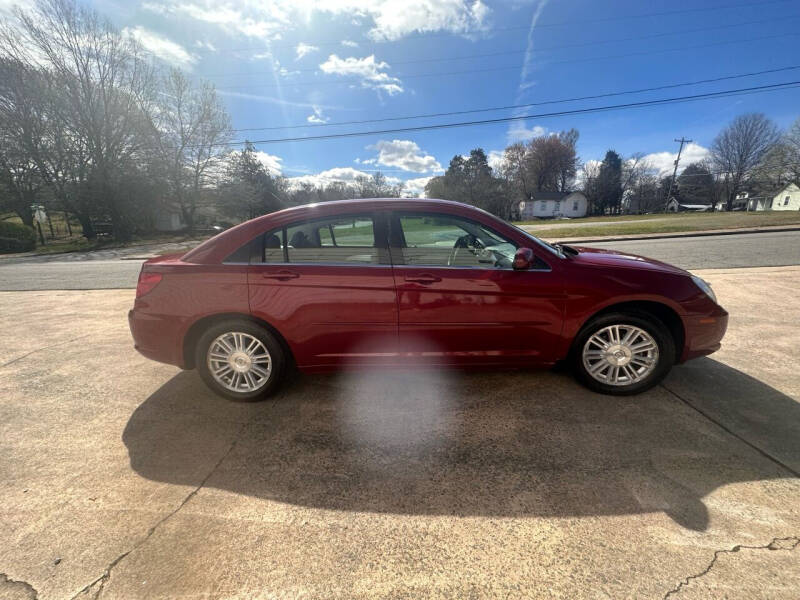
487, 150, 504, 172
144, 1, 490, 43
368, 139, 442, 173
194, 40, 217, 52
163, 3, 287, 40
307, 106, 329, 124
357, 0, 491, 41
123, 26, 197, 68
506, 122, 546, 143
640, 143, 710, 176
295, 42, 319, 60
253, 151, 283, 174
402, 176, 433, 197
320, 54, 403, 95
288, 167, 373, 188
341, 39, 359, 47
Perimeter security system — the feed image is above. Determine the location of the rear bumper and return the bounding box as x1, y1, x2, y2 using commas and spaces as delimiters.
680, 308, 729, 362
128, 309, 186, 368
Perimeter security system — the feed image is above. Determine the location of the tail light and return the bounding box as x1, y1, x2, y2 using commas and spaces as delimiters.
136, 271, 162, 298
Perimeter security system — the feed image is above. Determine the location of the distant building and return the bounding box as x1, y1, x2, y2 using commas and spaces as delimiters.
155, 211, 187, 232
770, 182, 800, 211
734, 190, 768, 211
731, 182, 800, 211
519, 191, 588, 219
665, 198, 712, 212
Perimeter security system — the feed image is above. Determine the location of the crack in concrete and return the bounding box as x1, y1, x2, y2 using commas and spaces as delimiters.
69, 423, 246, 600
663, 536, 800, 599
0, 573, 39, 599
0, 334, 92, 369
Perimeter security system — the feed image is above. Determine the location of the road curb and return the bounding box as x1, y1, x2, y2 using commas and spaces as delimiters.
544, 225, 800, 245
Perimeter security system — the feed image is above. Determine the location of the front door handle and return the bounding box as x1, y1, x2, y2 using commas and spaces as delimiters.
262, 270, 299, 281
404, 274, 441, 284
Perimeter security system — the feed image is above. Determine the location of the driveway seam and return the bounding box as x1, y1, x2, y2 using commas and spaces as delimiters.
660, 383, 800, 478
0, 335, 92, 369
662, 536, 800, 599
69, 421, 248, 600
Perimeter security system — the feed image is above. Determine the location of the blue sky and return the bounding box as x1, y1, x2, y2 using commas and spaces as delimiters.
41, 0, 800, 193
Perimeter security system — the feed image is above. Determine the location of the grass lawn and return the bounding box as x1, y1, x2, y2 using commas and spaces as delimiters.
520, 211, 800, 240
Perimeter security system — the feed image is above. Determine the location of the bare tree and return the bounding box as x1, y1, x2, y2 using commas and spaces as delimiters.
498, 129, 579, 213
155, 69, 232, 233
1, 0, 159, 240
710, 113, 780, 211
0, 60, 46, 226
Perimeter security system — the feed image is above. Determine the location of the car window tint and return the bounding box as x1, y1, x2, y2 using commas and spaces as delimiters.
285, 215, 380, 264
395, 214, 518, 269
263, 229, 285, 263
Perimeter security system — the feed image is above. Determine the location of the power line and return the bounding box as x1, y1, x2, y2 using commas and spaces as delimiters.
204, 14, 800, 78
215, 32, 800, 91
191, 0, 793, 55
231, 65, 800, 132
220, 80, 800, 147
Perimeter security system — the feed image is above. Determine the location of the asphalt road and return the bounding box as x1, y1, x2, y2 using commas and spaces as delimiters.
0, 230, 798, 290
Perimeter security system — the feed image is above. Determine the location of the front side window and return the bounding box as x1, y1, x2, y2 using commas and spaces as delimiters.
785, 196, 791, 206
393, 213, 519, 269
259, 214, 381, 265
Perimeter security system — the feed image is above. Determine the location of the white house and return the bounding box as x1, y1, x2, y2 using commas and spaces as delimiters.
519, 191, 588, 219
770, 182, 800, 211
731, 183, 800, 211
734, 190, 770, 211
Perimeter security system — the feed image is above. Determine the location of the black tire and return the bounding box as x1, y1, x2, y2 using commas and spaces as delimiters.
571, 311, 675, 396
195, 319, 286, 402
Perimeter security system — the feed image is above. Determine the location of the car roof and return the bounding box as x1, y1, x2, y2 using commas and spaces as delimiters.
182, 197, 501, 264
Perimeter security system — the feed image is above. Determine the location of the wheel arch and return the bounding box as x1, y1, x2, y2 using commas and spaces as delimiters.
182, 312, 295, 370
571, 300, 685, 363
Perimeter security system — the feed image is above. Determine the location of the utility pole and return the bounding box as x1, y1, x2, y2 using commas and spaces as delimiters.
665, 137, 692, 212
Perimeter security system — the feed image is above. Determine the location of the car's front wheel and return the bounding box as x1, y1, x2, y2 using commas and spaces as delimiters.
571, 312, 675, 396
195, 320, 285, 401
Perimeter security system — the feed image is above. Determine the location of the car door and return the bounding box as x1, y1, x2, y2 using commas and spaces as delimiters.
389, 210, 564, 366
247, 211, 397, 368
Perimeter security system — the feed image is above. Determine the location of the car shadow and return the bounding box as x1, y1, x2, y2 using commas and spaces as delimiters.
123, 359, 799, 531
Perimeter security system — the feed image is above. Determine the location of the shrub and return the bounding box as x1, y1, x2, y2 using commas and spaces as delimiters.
0, 220, 37, 253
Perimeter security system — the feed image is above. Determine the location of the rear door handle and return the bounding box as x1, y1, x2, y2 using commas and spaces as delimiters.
404, 274, 441, 284
262, 270, 299, 281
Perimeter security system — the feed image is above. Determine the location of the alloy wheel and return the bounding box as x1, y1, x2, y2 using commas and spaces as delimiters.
581, 324, 659, 387
207, 331, 272, 393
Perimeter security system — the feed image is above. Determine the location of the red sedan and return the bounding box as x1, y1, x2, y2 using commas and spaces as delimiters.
129, 198, 727, 400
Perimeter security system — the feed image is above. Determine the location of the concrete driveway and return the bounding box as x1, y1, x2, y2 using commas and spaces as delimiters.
0, 267, 798, 599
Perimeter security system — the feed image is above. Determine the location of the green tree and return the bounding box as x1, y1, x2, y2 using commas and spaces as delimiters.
595, 150, 623, 214
218, 142, 284, 222
677, 162, 714, 207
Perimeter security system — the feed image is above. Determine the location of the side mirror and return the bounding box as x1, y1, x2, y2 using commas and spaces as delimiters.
512, 247, 535, 270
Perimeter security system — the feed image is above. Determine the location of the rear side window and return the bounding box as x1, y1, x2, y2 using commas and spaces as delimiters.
254, 214, 385, 265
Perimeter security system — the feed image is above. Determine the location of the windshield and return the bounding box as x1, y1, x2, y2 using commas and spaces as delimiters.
506, 221, 566, 258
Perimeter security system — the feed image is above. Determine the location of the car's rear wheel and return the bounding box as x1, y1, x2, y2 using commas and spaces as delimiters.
571, 311, 675, 396
195, 320, 285, 401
